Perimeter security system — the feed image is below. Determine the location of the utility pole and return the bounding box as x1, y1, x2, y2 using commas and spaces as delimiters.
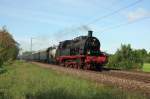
30, 37, 34, 60
31, 37, 32, 54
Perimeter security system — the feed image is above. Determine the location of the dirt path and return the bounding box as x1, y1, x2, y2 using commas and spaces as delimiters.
32, 62, 150, 98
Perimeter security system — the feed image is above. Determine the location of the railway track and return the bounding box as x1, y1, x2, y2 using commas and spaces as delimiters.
101, 70, 150, 83
32, 62, 150, 98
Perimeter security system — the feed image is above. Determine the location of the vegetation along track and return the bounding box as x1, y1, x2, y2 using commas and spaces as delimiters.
32, 62, 150, 98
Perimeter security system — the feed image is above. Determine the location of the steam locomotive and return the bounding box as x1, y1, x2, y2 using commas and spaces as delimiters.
22, 31, 108, 70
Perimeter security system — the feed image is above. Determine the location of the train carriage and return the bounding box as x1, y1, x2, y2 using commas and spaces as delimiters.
39, 50, 47, 62
47, 46, 57, 63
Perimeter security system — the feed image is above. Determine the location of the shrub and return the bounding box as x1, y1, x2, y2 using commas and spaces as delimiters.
107, 44, 143, 70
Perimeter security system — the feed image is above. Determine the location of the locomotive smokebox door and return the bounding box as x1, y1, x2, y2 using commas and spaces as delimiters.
88, 30, 93, 37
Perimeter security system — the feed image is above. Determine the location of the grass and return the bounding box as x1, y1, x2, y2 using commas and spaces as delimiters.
143, 63, 150, 72
0, 61, 146, 99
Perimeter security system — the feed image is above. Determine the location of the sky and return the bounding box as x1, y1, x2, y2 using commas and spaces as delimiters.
0, 0, 150, 53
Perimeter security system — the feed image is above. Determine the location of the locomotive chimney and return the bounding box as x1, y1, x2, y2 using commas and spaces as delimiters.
88, 30, 93, 37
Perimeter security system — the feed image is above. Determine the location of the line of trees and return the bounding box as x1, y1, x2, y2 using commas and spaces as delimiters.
106, 44, 150, 70
0, 26, 19, 69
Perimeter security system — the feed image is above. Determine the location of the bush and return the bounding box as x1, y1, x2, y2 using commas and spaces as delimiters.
107, 44, 143, 70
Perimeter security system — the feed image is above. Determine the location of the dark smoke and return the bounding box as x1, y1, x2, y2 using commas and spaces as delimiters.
53, 25, 91, 41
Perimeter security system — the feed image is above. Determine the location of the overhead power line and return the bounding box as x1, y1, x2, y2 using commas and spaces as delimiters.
87, 0, 143, 25
99, 16, 150, 33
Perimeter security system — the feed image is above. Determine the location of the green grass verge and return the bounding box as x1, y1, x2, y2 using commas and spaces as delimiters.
0, 61, 146, 99
143, 63, 150, 72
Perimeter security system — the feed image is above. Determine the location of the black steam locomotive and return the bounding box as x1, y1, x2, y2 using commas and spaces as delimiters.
22, 31, 108, 70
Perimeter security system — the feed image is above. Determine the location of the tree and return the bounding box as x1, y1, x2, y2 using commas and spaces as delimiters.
0, 26, 19, 67
134, 49, 150, 63
134, 49, 147, 59
107, 44, 143, 70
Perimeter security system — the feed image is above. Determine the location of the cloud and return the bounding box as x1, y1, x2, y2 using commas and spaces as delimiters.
127, 8, 150, 22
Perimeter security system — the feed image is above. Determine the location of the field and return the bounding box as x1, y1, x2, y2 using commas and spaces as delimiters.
143, 63, 150, 72
0, 61, 147, 99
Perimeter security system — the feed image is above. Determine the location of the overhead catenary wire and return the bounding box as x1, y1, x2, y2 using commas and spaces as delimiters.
86, 0, 143, 25
99, 16, 150, 33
